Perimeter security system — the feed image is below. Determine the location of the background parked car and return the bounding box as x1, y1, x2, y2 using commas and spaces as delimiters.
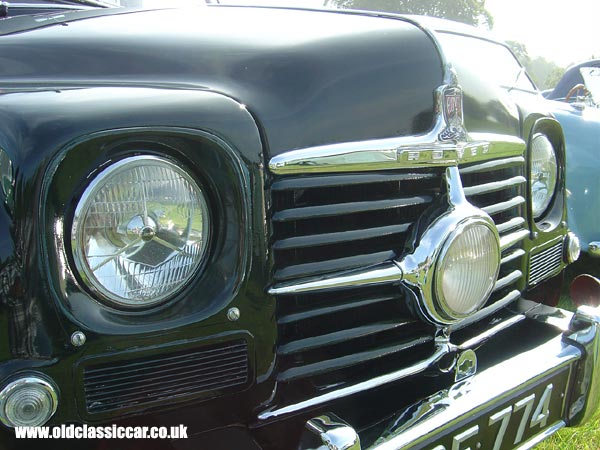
545, 62, 600, 256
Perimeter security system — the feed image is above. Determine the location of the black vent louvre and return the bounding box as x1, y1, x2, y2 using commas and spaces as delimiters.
83, 340, 249, 414
529, 239, 564, 286
460, 156, 528, 305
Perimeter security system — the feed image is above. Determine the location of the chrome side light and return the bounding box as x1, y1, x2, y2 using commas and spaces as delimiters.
531, 134, 558, 219
566, 232, 581, 264
0, 377, 58, 427
434, 218, 500, 319
71, 156, 210, 308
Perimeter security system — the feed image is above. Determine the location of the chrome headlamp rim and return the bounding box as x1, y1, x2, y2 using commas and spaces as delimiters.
70, 155, 211, 309
0, 376, 58, 428
530, 133, 558, 220
433, 216, 501, 322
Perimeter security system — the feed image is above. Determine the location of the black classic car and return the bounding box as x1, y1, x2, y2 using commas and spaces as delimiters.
0, 3, 599, 450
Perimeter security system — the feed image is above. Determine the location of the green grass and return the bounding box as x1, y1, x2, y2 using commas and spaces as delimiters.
536, 254, 600, 449
537, 415, 600, 450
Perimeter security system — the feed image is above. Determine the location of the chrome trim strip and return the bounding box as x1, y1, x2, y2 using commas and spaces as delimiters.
268, 263, 403, 296
258, 343, 453, 421
458, 314, 526, 350
269, 122, 525, 175
459, 156, 525, 175
497, 217, 526, 234
514, 421, 565, 450
501, 248, 527, 265
492, 270, 523, 293
451, 290, 521, 331
482, 195, 526, 216
272, 197, 428, 222
500, 229, 530, 251
268, 134, 526, 175
463, 175, 526, 197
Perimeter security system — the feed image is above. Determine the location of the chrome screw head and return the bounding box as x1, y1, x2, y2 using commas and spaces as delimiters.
227, 308, 240, 322
70, 331, 86, 347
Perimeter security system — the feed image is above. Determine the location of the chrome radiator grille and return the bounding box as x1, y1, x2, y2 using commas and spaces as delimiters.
269, 157, 529, 405
459, 156, 528, 308
271, 171, 442, 281
270, 171, 441, 403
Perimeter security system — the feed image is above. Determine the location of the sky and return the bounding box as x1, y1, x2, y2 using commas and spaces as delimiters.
485, 0, 600, 68
220, 0, 600, 69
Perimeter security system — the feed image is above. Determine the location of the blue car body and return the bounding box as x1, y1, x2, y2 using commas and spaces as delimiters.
550, 100, 600, 255
547, 63, 600, 255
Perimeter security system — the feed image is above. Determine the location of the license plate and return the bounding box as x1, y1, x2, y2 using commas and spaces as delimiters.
421, 368, 569, 450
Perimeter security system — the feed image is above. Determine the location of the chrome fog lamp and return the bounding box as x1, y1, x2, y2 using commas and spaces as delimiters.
434, 218, 500, 320
0, 377, 58, 427
531, 134, 558, 218
71, 156, 210, 308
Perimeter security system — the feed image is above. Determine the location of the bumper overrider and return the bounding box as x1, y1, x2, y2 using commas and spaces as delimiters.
296, 304, 600, 450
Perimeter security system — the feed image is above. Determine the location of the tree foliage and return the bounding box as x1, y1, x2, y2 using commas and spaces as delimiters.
325, 0, 493, 28
506, 40, 565, 90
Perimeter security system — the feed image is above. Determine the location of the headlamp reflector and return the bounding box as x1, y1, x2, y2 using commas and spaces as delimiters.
531, 134, 558, 219
71, 156, 210, 308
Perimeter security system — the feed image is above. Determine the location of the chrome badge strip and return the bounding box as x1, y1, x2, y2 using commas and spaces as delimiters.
268, 79, 525, 175
269, 129, 525, 175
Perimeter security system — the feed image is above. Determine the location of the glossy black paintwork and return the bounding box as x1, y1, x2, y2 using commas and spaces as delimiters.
0, 5, 570, 450
0, 5, 443, 156
0, 86, 276, 432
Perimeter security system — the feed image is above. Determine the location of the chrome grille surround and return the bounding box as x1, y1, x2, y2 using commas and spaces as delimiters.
265, 133, 530, 420
263, 75, 538, 420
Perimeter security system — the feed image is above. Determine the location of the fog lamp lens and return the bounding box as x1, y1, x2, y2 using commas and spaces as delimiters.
0, 377, 57, 427
72, 156, 210, 308
435, 220, 500, 319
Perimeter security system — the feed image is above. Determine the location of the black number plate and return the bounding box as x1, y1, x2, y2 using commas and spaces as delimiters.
421, 368, 570, 450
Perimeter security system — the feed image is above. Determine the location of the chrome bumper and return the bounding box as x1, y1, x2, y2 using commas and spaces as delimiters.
299, 305, 600, 450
